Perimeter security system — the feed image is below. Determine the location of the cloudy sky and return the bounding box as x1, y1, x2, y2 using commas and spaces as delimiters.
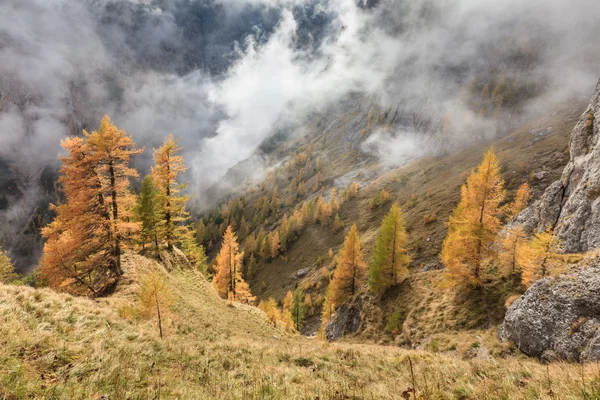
1, 0, 600, 269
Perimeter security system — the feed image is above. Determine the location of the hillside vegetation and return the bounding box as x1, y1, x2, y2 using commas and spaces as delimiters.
1, 252, 599, 399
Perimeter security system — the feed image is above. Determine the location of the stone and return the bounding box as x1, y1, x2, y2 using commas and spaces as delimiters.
325, 297, 363, 341
499, 265, 600, 362
296, 268, 308, 278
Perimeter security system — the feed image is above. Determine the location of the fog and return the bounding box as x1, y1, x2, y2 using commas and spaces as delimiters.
1, 0, 599, 270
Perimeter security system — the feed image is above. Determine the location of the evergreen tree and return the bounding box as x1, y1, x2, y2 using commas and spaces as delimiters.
136, 175, 160, 250
152, 135, 189, 251
441, 149, 505, 285
291, 287, 307, 331
327, 225, 366, 308
181, 235, 208, 275
369, 203, 411, 296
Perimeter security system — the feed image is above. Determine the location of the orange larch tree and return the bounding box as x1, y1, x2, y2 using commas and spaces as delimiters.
519, 230, 563, 288
327, 224, 366, 308
152, 135, 190, 251
504, 182, 532, 219
441, 149, 505, 285
212, 226, 255, 304
498, 226, 527, 278
85, 116, 143, 273
40, 117, 142, 295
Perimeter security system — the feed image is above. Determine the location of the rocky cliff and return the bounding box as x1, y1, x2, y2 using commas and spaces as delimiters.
514, 79, 600, 252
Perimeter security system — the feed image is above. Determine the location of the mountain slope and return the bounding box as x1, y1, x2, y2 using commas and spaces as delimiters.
1, 252, 598, 399
231, 100, 584, 340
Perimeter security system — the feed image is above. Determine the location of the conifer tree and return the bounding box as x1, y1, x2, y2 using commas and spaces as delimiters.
520, 230, 563, 287
260, 234, 272, 260
441, 149, 505, 285
369, 203, 411, 296
40, 117, 142, 295
84, 116, 143, 274
136, 175, 160, 250
498, 226, 526, 277
152, 135, 189, 251
245, 254, 257, 280
181, 235, 208, 274
244, 233, 256, 256
332, 213, 343, 233
270, 231, 281, 259
279, 214, 290, 250
327, 225, 366, 308
196, 219, 206, 245
291, 287, 307, 331
0, 246, 17, 284
271, 187, 280, 215
212, 226, 254, 304
139, 270, 174, 339
505, 182, 532, 219
261, 297, 281, 326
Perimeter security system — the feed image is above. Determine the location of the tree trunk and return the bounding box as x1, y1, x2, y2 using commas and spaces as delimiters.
155, 293, 163, 339
166, 154, 172, 251
109, 160, 122, 275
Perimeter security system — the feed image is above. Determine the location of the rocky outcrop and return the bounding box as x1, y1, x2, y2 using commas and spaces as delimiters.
499, 265, 600, 361
325, 297, 363, 341
513, 79, 600, 252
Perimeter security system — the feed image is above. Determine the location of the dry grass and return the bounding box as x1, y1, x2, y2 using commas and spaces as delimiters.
1, 253, 600, 399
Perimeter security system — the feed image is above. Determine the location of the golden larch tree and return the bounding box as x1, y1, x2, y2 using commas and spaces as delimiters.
327, 224, 366, 308
152, 135, 189, 251
441, 149, 505, 285
139, 270, 174, 339
84, 115, 144, 274
212, 226, 254, 304
498, 226, 527, 277
505, 182, 532, 219
520, 230, 563, 287
40, 117, 142, 295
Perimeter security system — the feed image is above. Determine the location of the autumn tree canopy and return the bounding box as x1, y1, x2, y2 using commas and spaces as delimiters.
139, 270, 174, 339
40, 116, 142, 295
520, 230, 563, 287
369, 203, 411, 296
327, 224, 366, 308
212, 226, 254, 304
152, 135, 190, 251
441, 149, 505, 285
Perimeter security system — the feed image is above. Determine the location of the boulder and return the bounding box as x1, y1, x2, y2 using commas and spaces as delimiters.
297, 268, 308, 278
499, 266, 600, 362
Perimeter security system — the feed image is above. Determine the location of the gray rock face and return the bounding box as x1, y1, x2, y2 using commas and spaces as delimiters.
514, 79, 600, 253
499, 266, 600, 361
325, 297, 362, 341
